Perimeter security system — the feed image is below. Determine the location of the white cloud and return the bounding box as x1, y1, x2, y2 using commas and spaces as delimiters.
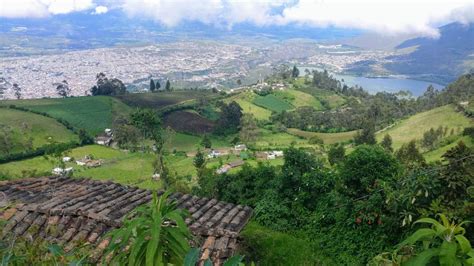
121, 0, 474, 36
92, 5, 108, 15
0, 0, 95, 18
1, 0, 473, 36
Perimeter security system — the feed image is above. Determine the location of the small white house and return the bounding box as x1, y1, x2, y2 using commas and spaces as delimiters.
272, 151, 284, 157
52, 167, 73, 176
267, 153, 276, 160
208, 150, 221, 158
62, 157, 72, 162
234, 144, 247, 151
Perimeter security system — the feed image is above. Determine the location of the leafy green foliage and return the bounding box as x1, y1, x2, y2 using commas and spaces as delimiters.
214, 101, 243, 135
103, 191, 191, 266
252, 94, 293, 113
90, 72, 127, 96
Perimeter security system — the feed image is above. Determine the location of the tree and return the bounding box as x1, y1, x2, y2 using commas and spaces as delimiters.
150, 79, 156, 92
201, 135, 212, 149
130, 108, 161, 138
55, 80, 70, 98
396, 140, 425, 167
439, 141, 473, 202
327, 144, 345, 166
156, 80, 161, 91
291, 65, 300, 78
239, 114, 259, 144
340, 145, 400, 197
380, 134, 393, 153
165, 80, 171, 91
12, 83, 21, 99
0, 126, 14, 156
114, 124, 142, 149
78, 129, 93, 145
90, 73, 127, 96
354, 121, 376, 145
214, 101, 243, 135
193, 149, 206, 169
103, 192, 191, 266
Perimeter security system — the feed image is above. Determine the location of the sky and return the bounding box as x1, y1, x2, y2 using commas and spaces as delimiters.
0, 0, 473, 37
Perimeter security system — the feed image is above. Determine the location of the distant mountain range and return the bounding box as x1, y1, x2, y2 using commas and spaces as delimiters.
384, 23, 474, 84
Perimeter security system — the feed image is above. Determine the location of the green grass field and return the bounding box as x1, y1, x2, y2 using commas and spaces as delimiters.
376, 105, 473, 150
287, 128, 357, 144
291, 78, 346, 109
274, 90, 324, 110
225, 91, 272, 120
0, 108, 78, 155
0, 145, 161, 189
423, 136, 473, 162
0, 96, 131, 136
253, 94, 294, 113
241, 222, 321, 265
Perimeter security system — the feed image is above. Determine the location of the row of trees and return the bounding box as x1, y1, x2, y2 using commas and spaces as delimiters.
149, 79, 171, 92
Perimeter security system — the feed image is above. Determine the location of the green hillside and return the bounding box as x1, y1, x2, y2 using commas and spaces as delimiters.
117, 90, 216, 110
0, 108, 78, 156
253, 94, 293, 113
376, 104, 472, 150
1, 96, 132, 136
287, 128, 357, 144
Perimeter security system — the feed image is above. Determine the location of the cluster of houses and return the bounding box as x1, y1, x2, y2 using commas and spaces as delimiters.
256, 150, 284, 160
95, 128, 113, 146
51, 155, 103, 177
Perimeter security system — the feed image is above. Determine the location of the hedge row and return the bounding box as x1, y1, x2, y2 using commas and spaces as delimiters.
0, 141, 80, 164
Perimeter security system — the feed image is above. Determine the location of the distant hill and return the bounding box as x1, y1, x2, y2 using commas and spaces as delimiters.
384, 23, 474, 84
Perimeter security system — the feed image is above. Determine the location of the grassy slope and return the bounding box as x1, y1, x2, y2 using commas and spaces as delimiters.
253, 94, 293, 113
0, 145, 160, 189
0, 96, 132, 136
292, 78, 346, 109
225, 91, 272, 120
274, 90, 324, 110
424, 136, 473, 162
376, 105, 473, 150
287, 128, 357, 144
240, 222, 322, 265
0, 108, 78, 154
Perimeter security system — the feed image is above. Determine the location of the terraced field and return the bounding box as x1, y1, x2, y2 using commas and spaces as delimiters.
0, 108, 78, 155
163, 110, 215, 134
274, 90, 324, 110
0, 96, 131, 136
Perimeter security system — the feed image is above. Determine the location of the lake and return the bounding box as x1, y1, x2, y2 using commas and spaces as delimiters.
299, 67, 445, 96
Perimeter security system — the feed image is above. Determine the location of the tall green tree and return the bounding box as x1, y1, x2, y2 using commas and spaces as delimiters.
291, 65, 300, 78
193, 149, 206, 169
150, 79, 156, 92
214, 101, 243, 135
440, 141, 473, 202
380, 134, 393, 153
354, 122, 376, 145
156, 80, 161, 91
200, 135, 212, 149
165, 80, 171, 91
239, 114, 259, 144
327, 144, 345, 166
396, 140, 425, 167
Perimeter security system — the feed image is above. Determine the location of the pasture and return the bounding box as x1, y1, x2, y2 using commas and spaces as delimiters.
0, 145, 161, 189
253, 94, 294, 113
274, 90, 324, 110
376, 105, 473, 150
0, 108, 78, 155
0, 96, 131, 136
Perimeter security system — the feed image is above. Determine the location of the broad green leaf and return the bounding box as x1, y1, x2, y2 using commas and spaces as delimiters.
439, 241, 460, 266
223, 255, 244, 266
184, 248, 200, 266
454, 235, 472, 254
405, 248, 440, 266
400, 228, 436, 246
